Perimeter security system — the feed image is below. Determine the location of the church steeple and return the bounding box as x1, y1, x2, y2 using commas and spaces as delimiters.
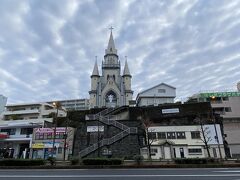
123, 57, 131, 77
91, 58, 100, 77
105, 27, 117, 55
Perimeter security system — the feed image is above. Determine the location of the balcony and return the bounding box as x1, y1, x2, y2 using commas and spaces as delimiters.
102, 63, 120, 69
3, 109, 40, 115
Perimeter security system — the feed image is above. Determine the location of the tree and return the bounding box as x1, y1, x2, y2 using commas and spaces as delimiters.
138, 111, 155, 160
194, 115, 211, 158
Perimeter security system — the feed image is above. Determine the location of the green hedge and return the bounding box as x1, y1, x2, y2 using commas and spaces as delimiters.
82, 158, 123, 165
174, 158, 218, 164
0, 159, 46, 166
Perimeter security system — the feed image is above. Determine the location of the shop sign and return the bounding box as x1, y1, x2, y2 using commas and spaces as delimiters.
32, 143, 45, 149
200, 92, 240, 98
87, 126, 104, 132
0, 133, 9, 139
32, 142, 60, 149
35, 127, 66, 133
162, 108, 179, 114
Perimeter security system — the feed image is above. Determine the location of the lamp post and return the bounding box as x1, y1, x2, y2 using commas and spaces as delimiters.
51, 102, 61, 158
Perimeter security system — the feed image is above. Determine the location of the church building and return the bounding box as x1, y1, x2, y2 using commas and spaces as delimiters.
89, 30, 133, 108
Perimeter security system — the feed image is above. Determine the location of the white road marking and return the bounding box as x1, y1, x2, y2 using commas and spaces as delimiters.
214, 171, 240, 173
0, 174, 239, 178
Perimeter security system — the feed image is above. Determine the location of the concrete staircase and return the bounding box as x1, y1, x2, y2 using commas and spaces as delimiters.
79, 107, 137, 158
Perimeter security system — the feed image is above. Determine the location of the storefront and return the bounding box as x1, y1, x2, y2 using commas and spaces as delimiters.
31, 127, 74, 160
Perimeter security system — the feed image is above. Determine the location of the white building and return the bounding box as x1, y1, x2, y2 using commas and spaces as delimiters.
89, 30, 133, 108
188, 85, 240, 158
0, 95, 7, 114
136, 83, 176, 107
0, 102, 66, 159
48, 99, 89, 111
141, 125, 225, 160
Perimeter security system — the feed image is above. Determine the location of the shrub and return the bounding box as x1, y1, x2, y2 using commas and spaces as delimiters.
174, 158, 219, 164
82, 158, 123, 165
124, 155, 134, 160
109, 158, 123, 165
70, 157, 80, 165
47, 157, 56, 166
0, 159, 45, 166
133, 155, 144, 165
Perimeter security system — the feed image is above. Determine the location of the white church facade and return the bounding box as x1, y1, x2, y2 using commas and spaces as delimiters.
89, 30, 133, 108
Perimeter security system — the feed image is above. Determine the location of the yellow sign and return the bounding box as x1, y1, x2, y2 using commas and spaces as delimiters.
32, 143, 45, 149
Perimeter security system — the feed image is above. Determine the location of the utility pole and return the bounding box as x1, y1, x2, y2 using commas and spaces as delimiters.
212, 112, 223, 159
63, 115, 68, 161
51, 102, 60, 158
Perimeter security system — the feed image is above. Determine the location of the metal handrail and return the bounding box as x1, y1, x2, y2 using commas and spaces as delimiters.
79, 128, 131, 157
80, 107, 133, 157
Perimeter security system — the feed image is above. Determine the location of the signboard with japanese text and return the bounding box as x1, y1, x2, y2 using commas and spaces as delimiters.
162, 108, 180, 114
87, 126, 104, 132
200, 92, 240, 98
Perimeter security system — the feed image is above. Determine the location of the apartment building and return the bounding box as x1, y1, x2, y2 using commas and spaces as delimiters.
0, 102, 66, 159
188, 89, 240, 158
48, 99, 89, 111
0, 95, 7, 114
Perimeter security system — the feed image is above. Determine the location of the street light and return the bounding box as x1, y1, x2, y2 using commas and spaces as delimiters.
51, 101, 61, 158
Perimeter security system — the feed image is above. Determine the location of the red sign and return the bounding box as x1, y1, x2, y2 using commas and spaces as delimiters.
0, 133, 9, 139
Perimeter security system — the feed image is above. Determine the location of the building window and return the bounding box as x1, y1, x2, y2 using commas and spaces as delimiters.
167, 132, 176, 139
148, 132, 157, 140
157, 132, 166, 139
0, 128, 16, 135
225, 107, 232, 112
188, 148, 202, 154
176, 132, 186, 139
158, 89, 166, 93
47, 133, 53, 139
191, 131, 201, 139
20, 128, 33, 135
141, 148, 148, 154
222, 97, 229, 101
58, 147, 63, 154
35, 133, 44, 140
150, 148, 158, 154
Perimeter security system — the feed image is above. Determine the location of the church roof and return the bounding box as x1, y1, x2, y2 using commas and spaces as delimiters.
105, 30, 118, 55
91, 60, 100, 77
123, 60, 131, 76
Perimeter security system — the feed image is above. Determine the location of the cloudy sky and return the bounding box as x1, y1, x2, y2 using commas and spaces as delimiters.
0, 0, 240, 104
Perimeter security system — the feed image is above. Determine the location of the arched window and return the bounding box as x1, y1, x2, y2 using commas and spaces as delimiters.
105, 90, 117, 107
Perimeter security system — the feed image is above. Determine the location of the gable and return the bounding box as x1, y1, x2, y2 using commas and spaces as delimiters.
139, 84, 176, 97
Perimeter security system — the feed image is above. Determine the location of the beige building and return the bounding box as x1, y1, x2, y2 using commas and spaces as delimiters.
48, 99, 89, 111
0, 102, 66, 159
188, 87, 240, 158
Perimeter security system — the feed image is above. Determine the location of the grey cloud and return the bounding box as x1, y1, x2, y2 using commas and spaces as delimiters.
0, 0, 239, 103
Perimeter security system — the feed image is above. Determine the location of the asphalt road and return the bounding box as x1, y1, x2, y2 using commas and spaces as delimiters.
0, 168, 240, 180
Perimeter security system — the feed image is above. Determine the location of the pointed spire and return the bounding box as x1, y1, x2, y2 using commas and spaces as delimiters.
91, 56, 100, 77
105, 26, 117, 55
123, 56, 131, 77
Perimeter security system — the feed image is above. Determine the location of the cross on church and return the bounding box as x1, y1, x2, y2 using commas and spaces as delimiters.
109, 26, 114, 32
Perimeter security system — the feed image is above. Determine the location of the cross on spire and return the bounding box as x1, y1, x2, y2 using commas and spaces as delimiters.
109, 26, 114, 33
